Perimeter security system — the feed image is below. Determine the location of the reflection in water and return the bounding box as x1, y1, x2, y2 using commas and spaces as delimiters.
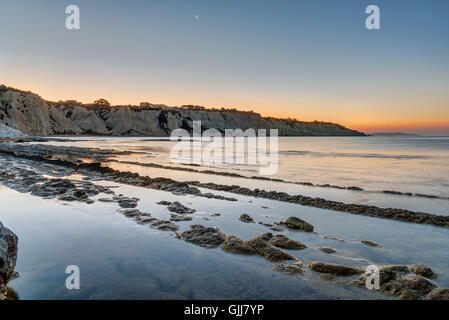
5, 136, 448, 300
6, 287, 19, 300
2, 180, 449, 300
39, 136, 449, 198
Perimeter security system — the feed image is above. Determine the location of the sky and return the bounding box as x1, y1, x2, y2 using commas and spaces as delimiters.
1, 0, 448, 135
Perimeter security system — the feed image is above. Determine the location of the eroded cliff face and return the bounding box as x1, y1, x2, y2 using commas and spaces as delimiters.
0, 86, 365, 137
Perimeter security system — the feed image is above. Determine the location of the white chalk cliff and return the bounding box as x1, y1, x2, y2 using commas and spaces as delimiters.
0, 85, 365, 137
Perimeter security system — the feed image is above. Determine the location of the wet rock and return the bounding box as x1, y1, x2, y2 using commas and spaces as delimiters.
156, 200, 171, 206
383, 274, 437, 300
274, 262, 304, 274
170, 214, 193, 222
409, 264, 436, 278
354, 264, 441, 300
319, 273, 336, 281
259, 222, 273, 228
380, 265, 410, 273
222, 236, 256, 255
167, 201, 195, 214
323, 235, 345, 242
119, 209, 142, 217
114, 196, 139, 208
347, 186, 364, 191
318, 247, 337, 254
270, 223, 285, 232
285, 216, 314, 232
239, 214, 254, 223
256, 232, 274, 241
31, 179, 76, 198
244, 234, 296, 262
423, 288, 449, 300
180, 225, 226, 248
98, 197, 113, 202
308, 262, 363, 276
361, 240, 382, 247
134, 215, 156, 224
151, 219, 179, 231
269, 234, 307, 250
0, 222, 18, 301
191, 181, 449, 229
58, 189, 93, 203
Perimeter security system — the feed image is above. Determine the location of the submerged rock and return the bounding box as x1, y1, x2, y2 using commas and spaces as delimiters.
270, 223, 285, 232
361, 240, 382, 247
318, 247, 337, 254
134, 215, 156, 224
170, 214, 193, 222
239, 214, 254, 223
308, 262, 363, 276
423, 288, 449, 300
119, 209, 142, 217
0, 222, 18, 301
180, 225, 226, 248
151, 219, 179, 231
274, 262, 304, 274
269, 234, 307, 250
222, 236, 256, 255
285, 217, 314, 232
114, 196, 139, 208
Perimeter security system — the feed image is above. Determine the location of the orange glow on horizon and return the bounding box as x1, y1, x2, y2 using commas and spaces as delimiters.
3, 80, 449, 136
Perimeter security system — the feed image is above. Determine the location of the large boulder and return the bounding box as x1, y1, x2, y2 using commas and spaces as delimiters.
0, 222, 19, 300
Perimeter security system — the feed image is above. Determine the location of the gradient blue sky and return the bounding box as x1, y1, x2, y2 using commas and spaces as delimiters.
1, 0, 448, 134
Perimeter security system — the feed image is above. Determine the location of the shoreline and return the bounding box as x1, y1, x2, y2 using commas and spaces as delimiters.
0, 142, 448, 228
1, 140, 449, 300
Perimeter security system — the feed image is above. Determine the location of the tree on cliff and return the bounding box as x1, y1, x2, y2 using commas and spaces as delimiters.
93, 99, 111, 107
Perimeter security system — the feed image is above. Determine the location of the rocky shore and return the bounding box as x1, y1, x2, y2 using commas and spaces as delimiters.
1, 141, 449, 300
0, 142, 447, 229
0, 222, 18, 300
117, 160, 449, 201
